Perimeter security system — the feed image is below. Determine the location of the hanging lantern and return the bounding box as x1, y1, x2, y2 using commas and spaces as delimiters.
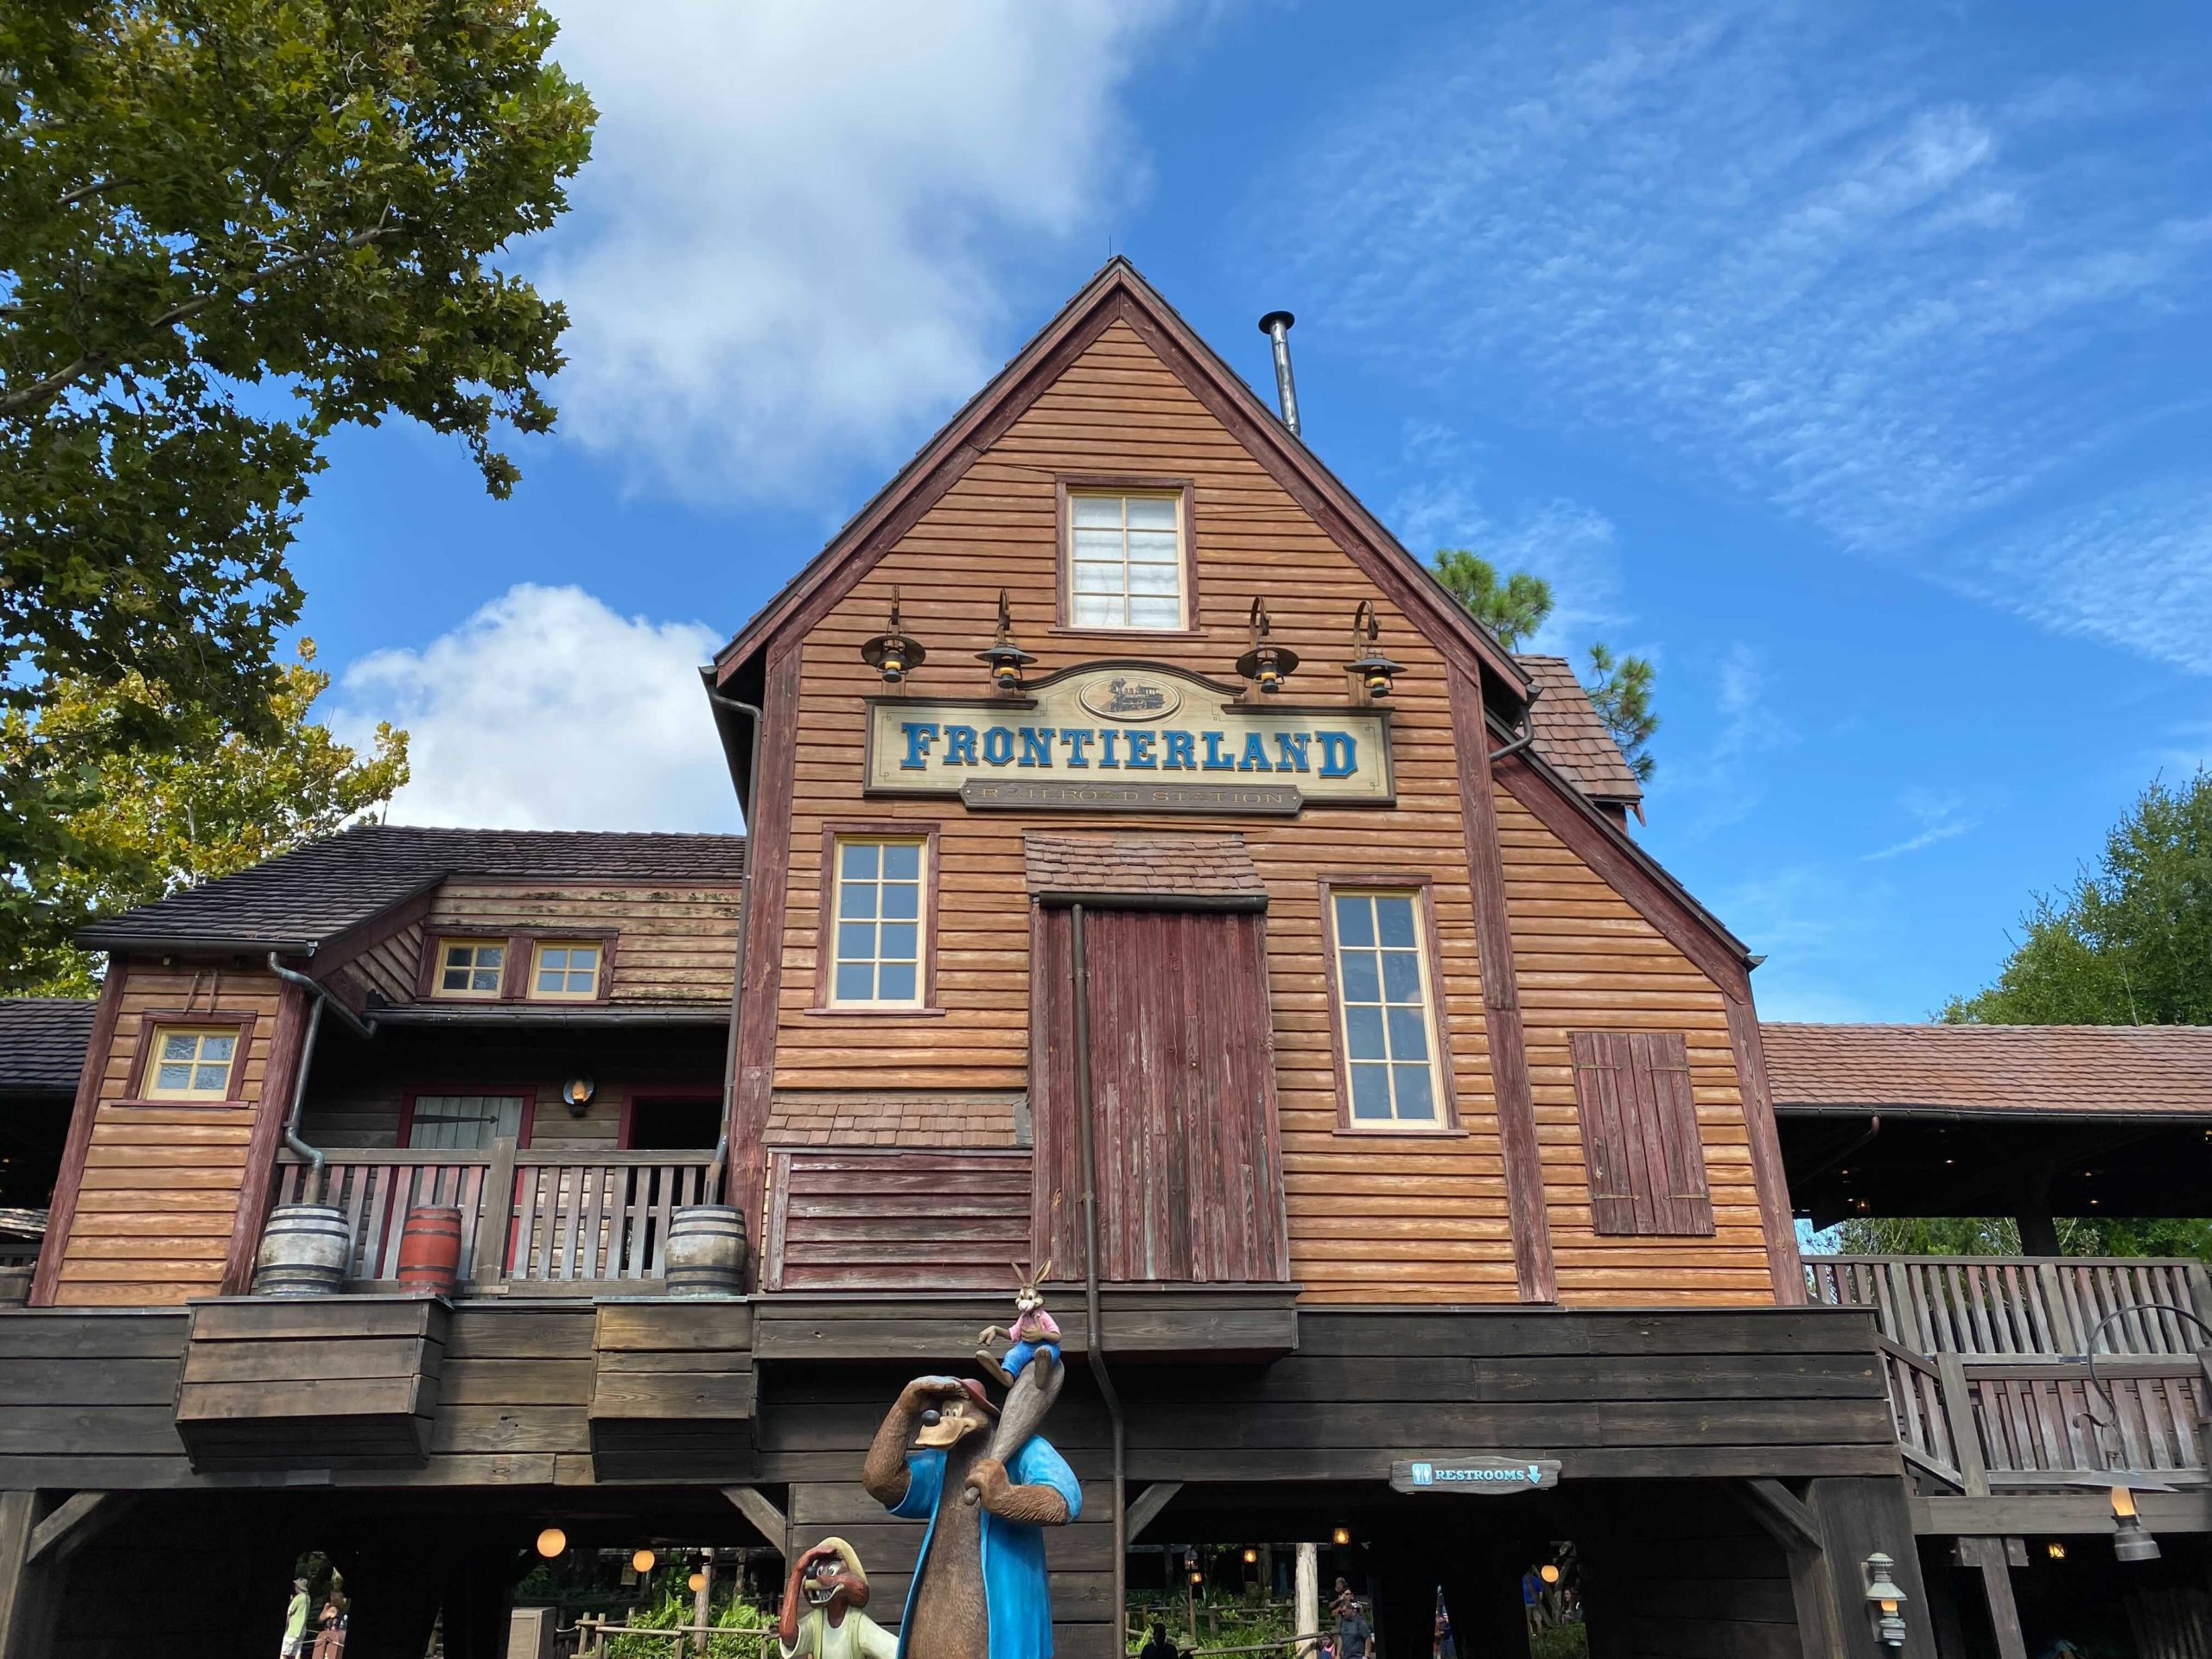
535, 1528, 567, 1560
1343, 601, 1402, 699
1234, 598, 1298, 695
974, 588, 1037, 692
632, 1549, 657, 1574
1331, 1526, 1351, 1548
688, 1570, 708, 1593
860, 588, 926, 685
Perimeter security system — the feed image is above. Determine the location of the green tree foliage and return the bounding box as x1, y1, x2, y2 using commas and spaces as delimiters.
0, 642, 409, 995
1830, 1215, 2212, 1264
1944, 770, 2212, 1026
1, 1, 591, 971
1429, 550, 1659, 781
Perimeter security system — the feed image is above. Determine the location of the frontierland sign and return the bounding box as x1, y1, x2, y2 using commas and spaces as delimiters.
866, 663, 1393, 811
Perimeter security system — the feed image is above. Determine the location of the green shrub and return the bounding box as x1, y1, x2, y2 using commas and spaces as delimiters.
604, 1586, 775, 1659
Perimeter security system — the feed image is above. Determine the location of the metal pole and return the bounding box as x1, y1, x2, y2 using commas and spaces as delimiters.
1070, 902, 1128, 1645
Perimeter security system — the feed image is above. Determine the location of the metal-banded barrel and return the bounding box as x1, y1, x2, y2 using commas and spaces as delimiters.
397, 1205, 465, 1296
252, 1202, 351, 1296
664, 1205, 747, 1298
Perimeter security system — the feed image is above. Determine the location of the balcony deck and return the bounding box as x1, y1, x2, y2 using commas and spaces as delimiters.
1804, 1252, 2212, 1529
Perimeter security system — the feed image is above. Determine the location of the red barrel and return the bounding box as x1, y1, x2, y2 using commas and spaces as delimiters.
396, 1206, 464, 1295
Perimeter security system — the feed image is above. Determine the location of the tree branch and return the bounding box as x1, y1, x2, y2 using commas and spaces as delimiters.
0, 221, 398, 416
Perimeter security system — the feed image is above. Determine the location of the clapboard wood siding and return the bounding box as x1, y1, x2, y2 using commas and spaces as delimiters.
420, 880, 742, 1007
772, 318, 1520, 1303
46, 963, 287, 1307
764, 1149, 1033, 1292
337, 917, 427, 1007
1496, 788, 1774, 1304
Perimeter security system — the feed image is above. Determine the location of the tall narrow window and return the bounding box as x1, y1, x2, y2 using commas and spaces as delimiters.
1568, 1030, 1713, 1236
1067, 491, 1185, 630
435, 938, 506, 998
830, 837, 927, 1008
145, 1026, 238, 1099
1327, 887, 1445, 1127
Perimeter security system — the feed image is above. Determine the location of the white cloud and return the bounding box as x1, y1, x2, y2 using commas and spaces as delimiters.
1254, 1, 2212, 656
1861, 788, 1975, 861
333, 585, 734, 832
533, 0, 1183, 501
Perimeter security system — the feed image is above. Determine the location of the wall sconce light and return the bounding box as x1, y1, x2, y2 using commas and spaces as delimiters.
1331, 1526, 1351, 1548
1235, 598, 1298, 695
1242, 1548, 1258, 1566
2044, 1541, 2066, 1560
2111, 1484, 2161, 1562
860, 588, 925, 685
1344, 601, 1402, 700
975, 588, 1037, 693
1861, 1554, 1907, 1649
563, 1075, 596, 1116
632, 1549, 657, 1574
1191, 1568, 1205, 1586
535, 1527, 567, 1560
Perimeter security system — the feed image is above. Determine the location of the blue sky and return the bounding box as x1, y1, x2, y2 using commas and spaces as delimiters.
296, 0, 2212, 1024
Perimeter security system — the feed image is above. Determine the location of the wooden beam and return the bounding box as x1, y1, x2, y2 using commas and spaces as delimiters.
1735, 1479, 1846, 1659
25, 1491, 130, 1567
1955, 1536, 2027, 1659
1125, 1482, 1182, 1542
722, 1485, 786, 1552
1738, 1478, 1825, 1554
0, 1492, 56, 1659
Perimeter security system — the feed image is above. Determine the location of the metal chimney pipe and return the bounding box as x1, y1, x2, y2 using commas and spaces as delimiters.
1257, 310, 1300, 436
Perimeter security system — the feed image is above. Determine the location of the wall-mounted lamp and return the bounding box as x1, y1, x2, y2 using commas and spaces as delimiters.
563, 1075, 596, 1117
975, 588, 1037, 693
1862, 1554, 1907, 1649
632, 1548, 657, 1574
536, 1527, 568, 1560
1344, 601, 1402, 700
2044, 1541, 2066, 1560
1331, 1526, 1351, 1548
860, 588, 925, 685
1235, 598, 1298, 695
2111, 1484, 2161, 1562
1242, 1548, 1259, 1566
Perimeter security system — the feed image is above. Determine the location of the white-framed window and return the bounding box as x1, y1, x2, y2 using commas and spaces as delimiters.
531, 940, 603, 1000
1068, 491, 1185, 630
1328, 887, 1445, 1127
435, 938, 506, 998
145, 1025, 238, 1099
830, 836, 927, 1008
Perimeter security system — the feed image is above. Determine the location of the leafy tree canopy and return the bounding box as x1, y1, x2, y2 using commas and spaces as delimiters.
1829, 1215, 2212, 1265
1, 642, 409, 995
2, 0, 590, 970
1429, 549, 1659, 782
1944, 769, 2212, 1025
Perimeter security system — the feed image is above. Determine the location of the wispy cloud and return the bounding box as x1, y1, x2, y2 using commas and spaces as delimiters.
535, 0, 1185, 503
1861, 788, 1976, 861
1253, 1, 2212, 660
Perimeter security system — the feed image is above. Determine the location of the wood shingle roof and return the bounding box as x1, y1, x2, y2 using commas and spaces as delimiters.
1762, 1021, 2212, 1118
0, 999, 96, 1096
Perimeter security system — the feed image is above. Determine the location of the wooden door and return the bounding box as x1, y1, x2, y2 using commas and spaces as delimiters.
1032, 906, 1288, 1283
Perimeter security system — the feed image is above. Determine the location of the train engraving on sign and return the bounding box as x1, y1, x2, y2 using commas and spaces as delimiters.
866, 662, 1393, 812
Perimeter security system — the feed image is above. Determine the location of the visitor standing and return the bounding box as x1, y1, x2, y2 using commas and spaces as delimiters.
280, 1577, 310, 1659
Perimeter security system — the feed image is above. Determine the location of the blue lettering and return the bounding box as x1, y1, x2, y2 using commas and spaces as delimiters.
1237, 732, 1272, 772
1062, 728, 1095, 767
1318, 731, 1358, 778
899, 721, 938, 771
1099, 730, 1122, 768
1020, 727, 1057, 768
1163, 730, 1196, 771
945, 726, 978, 766
1126, 731, 1157, 769
1202, 731, 1236, 771
1274, 733, 1311, 772
982, 726, 1015, 766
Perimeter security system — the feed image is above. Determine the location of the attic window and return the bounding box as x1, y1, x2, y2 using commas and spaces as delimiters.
435, 939, 506, 998
1066, 491, 1187, 630
531, 940, 603, 1000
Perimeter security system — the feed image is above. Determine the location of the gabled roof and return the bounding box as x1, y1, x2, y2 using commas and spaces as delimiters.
1515, 656, 1643, 806
710, 258, 1532, 701
0, 999, 95, 1096
77, 825, 746, 955
1763, 1022, 2212, 1119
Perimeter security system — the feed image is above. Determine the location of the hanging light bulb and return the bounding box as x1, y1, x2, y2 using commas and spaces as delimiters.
632, 1549, 657, 1574
975, 588, 1038, 693
689, 1570, 709, 1593
535, 1528, 567, 1560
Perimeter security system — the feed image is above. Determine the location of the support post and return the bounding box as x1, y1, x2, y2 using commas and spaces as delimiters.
1295, 1543, 1319, 1658
692, 1547, 713, 1656
0, 1492, 58, 1659
1954, 1536, 2027, 1659
1808, 1478, 1938, 1659
1736, 1479, 1847, 1659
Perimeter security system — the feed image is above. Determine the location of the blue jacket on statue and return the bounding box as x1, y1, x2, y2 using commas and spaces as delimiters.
886, 1439, 1083, 1659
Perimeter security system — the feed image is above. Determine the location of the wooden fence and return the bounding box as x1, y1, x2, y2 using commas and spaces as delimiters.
272, 1141, 717, 1291
1804, 1254, 2212, 1357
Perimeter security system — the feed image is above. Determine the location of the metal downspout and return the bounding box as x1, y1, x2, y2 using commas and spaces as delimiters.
1489, 682, 1544, 765
264, 953, 378, 1203
1069, 903, 1128, 1639
702, 689, 765, 1212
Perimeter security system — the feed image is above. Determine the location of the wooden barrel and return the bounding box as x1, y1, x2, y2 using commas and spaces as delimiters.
252, 1202, 351, 1296
396, 1205, 465, 1296
664, 1205, 747, 1298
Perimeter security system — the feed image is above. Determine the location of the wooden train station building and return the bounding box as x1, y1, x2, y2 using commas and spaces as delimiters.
0, 261, 2206, 1659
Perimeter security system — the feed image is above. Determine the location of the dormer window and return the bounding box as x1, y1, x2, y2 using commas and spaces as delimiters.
435, 939, 506, 998
1066, 489, 1188, 630
531, 940, 603, 1000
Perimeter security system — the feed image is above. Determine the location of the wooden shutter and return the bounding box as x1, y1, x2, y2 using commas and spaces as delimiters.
1568, 1030, 1713, 1236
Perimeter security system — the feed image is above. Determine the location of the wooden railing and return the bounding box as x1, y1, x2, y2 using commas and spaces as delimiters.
1806, 1254, 2212, 1495
272, 1141, 718, 1292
